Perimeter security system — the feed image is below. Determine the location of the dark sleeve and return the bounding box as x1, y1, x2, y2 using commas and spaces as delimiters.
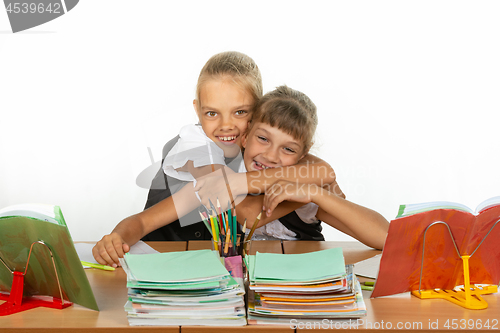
141, 136, 212, 241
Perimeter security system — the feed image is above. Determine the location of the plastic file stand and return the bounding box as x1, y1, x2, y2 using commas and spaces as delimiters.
0, 241, 72, 315
411, 221, 499, 310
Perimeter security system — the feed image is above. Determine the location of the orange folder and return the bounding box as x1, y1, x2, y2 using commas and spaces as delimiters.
372, 205, 500, 298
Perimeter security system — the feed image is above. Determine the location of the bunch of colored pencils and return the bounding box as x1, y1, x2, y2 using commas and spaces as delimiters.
198, 199, 246, 256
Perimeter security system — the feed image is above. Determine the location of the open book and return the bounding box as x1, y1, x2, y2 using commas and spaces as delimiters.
372, 197, 500, 298
0, 203, 98, 311
397, 196, 500, 218
0, 203, 62, 223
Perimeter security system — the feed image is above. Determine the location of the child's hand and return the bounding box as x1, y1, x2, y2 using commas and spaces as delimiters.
193, 171, 247, 210
92, 232, 130, 268
263, 181, 318, 217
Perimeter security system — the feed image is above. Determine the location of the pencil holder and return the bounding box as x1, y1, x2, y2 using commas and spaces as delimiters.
212, 238, 252, 258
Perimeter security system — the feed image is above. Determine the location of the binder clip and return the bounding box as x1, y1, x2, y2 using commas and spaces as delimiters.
0, 241, 73, 315
412, 221, 499, 310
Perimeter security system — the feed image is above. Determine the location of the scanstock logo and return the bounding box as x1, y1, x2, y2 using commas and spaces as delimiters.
3, 0, 79, 33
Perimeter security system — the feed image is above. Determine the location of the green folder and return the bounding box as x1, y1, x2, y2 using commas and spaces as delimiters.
0, 204, 98, 311
124, 250, 229, 283
252, 248, 346, 283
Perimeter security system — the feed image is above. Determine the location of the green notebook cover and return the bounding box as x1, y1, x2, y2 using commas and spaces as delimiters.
0, 205, 99, 311
252, 248, 346, 283
124, 249, 229, 283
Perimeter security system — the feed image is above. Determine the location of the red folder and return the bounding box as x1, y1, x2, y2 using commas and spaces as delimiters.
372, 206, 500, 298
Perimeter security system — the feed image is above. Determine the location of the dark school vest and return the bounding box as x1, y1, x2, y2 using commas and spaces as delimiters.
142, 135, 211, 241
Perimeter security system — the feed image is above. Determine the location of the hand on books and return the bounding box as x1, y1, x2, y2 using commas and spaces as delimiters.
92, 232, 130, 268
263, 180, 316, 217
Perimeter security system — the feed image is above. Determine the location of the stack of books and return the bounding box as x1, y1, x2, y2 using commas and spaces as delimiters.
120, 249, 246, 326
246, 248, 366, 325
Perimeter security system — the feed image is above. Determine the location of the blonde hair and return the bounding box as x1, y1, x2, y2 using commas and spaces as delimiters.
196, 51, 263, 109
249, 85, 318, 154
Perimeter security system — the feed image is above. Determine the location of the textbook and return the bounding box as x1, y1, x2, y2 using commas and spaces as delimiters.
372, 197, 500, 298
0, 203, 99, 311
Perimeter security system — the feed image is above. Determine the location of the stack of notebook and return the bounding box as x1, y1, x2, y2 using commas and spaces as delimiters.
120, 250, 246, 326
246, 248, 366, 325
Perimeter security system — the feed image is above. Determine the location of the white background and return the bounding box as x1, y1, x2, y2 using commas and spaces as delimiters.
1, 1, 499, 242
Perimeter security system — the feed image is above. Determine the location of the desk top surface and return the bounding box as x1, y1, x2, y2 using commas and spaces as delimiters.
0, 241, 498, 332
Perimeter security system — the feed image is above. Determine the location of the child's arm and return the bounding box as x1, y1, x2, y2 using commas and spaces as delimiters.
234, 182, 347, 229
235, 194, 303, 229
92, 183, 199, 267
194, 154, 340, 208
263, 180, 389, 250
245, 153, 338, 193
92, 181, 303, 267
179, 160, 227, 179
182, 154, 343, 230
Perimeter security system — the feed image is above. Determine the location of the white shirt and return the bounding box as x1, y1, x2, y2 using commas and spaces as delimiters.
163, 124, 226, 182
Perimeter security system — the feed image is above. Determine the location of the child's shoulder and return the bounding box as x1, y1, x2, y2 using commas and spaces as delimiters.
179, 123, 204, 137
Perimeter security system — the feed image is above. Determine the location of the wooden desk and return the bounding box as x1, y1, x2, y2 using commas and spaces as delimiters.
187, 240, 283, 255
0, 241, 499, 332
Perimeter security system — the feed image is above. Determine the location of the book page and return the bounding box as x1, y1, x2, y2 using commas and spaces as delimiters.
475, 196, 500, 214
0, 203, 58, 224
354, 254, 381, 279
397, 201, 473, 218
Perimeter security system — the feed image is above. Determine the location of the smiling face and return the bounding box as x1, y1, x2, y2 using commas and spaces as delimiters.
242, 122, 306, 171
195, 77, 254, 158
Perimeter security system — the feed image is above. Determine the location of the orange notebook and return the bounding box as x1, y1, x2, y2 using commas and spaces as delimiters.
372, 199, 500, 298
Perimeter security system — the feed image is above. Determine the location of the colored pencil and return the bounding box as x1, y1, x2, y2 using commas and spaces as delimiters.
211, 213, 220, 242
209, 214, 218, 251
220, 202, 227, 233
224, 228, 231, 255
237, 218, 246, 253
232, 209, 237, 248
246, 211, 262, 242
224, 211, 229, 235
208, 199, 221, 231
227, 201, 232, 233
217, 198, 224, 231
81, 261, 115, 271
198, 211, 212, 236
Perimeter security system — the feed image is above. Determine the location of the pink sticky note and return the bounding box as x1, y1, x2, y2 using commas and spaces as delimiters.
224, 255, 243, 279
